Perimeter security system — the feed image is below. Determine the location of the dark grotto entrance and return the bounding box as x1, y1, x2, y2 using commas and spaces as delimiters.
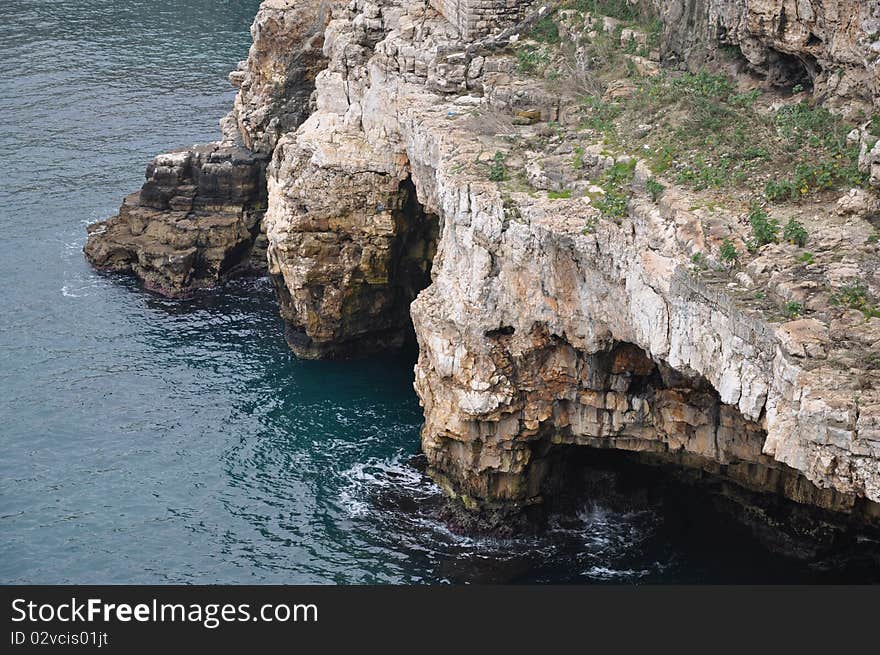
519, 341, 880, 576
390, 177, 440, 350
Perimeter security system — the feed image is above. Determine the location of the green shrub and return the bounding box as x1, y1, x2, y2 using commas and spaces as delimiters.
830, 280, 880, 317
594, 190, 629, 220
675, 155, 730, 190
646, 178, 665, 201
593, 159, 636, 221
765, 179, 797, 202
719, 238, 739, 264
783, 301, 803, 319
749, 205, 779, 248
831, 281, 869, 308
783, 218, 808, 247
530, 16, 560, 44
580, 95, 622, 138
548, 189, 573, 199
516, 47, 548, 75
489, 151, 507, 182
798, 252, 815, 265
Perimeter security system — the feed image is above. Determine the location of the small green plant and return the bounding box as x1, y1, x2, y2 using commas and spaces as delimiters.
748, 205, 779, 248
691, 252, 708, 270
489, 151, 507, 182
783, 217, 808, 247
765, 179, 797, 202
594, 190, 629, 220
579, 95, 623, 138
530, 15, 560, 44
572, 146, 585, 171
593, 159, 636, 222
548, 189, 573, 199
830, 280, 880, 317
783, 301, 803, 319
868, 231, 879, 244
719, 237, 739, 264
797, 252, 815, 265
646, 178, 665, 202
516, 47, 548, 75
831, 281, 869, 308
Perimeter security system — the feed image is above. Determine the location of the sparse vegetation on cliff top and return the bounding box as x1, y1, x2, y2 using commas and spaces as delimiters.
514, 6, 868, 206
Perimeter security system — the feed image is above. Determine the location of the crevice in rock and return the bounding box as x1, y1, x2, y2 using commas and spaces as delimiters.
392, 177, 440, 342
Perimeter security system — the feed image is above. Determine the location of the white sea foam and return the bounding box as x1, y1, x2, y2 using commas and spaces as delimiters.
338, 452, 438, 518
584, 565, 651, 580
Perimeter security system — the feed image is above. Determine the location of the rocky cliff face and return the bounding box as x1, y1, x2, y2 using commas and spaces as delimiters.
84, 0, 336, 296
262, 0, 880, 529
654, 0, 879, 116
86, 0, 880, 542
84, 134, 268, 296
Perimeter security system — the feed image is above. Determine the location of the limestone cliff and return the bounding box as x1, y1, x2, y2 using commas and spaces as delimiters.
84, 1, 336, 296
262, 0, 880, 527
86, 0, 880, 541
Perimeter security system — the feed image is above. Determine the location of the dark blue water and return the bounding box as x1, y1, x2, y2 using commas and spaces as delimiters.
1, 0, 875, 584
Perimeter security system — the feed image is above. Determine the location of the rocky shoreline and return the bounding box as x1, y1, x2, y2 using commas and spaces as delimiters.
85, 0, 880, 555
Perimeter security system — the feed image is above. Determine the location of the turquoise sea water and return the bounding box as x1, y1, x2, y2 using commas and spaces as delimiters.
1, 0, 875, 584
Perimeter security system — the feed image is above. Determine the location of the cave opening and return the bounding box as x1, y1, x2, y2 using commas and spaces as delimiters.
273, 175, 439, 359
390, 177, 440, 351
519, 341, 880, 567
764, 48, 818, 91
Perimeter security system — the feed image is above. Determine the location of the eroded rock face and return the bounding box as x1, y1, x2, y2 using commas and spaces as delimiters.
266, 122, 437, 357
653, 0, 880, 117
84, 140, 268, 296
260, 0, 879, 528
85, 0, 336, 295
231, 0, 340, 154
409, 174, 879, 521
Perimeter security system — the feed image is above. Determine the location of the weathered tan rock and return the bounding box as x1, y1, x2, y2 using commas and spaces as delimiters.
84, 141, 268, 296
85, 0, 337, 294
262, 0, 879, 525
232, 0, 341, 154
265, 117, 437, 358
653, 0, 880, 119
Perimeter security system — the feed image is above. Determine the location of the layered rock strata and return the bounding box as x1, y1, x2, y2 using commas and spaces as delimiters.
86, 0, 880, 536
85, 0, 337, 296
84, 136, 268, 296
262, 0, 879, 527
